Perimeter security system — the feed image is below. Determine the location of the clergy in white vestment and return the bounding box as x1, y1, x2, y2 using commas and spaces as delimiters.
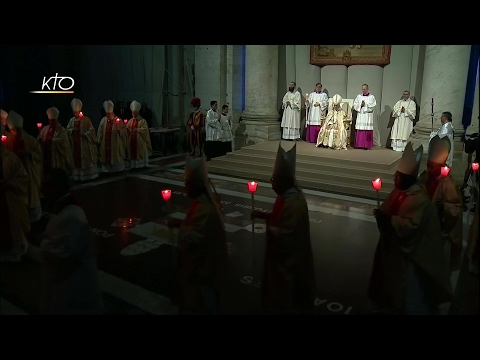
429, 111, 454, 167
281, 81, 302, 141
125, 100, 153, 169
219, 104, 233, 155
352, 84, 377, 149
204, 100, 223, 160
39, 167, 104, 315
315, 94, 349, 150
97, 100, 128, 173
390, 91, 416, 152
66, 98, 99, 181
305, 83, 328, 144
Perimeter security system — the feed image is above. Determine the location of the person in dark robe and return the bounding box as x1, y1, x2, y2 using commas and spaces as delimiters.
140, 102, 153, 128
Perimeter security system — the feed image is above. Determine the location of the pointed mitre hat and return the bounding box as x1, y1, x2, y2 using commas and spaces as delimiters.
1, 109, 7, 125
46, 107, 59, 120
397, 142, 423, 177
103, 100, 114, 113
272, 142, 296, 179
428, 135, 450, 164
130, 100, 141, 112
332, 94, 342, 105
6, 110, 24, 129
71, 98, 83, 112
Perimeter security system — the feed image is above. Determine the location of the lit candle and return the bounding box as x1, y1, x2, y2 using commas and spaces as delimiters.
36, 123, 42, 130
78, 112, 84, 118
371, 178, 382, 208
1, 135, 6, 143
440, 166, 450, 177
472, 162, 479, 172
123, 119, 128, 124
115, 118, 120, 124
248, 181, 258, 267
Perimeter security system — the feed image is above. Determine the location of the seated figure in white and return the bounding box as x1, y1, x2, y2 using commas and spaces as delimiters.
315, 94, 349, 150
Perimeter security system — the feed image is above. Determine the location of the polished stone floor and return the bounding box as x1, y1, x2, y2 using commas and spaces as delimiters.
1, 152, 478, 315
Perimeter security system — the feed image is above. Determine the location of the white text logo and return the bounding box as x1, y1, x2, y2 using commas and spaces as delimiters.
30, 73, 75, 94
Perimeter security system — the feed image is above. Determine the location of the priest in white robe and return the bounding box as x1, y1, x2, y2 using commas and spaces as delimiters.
390, 91, 416, 152
305, 83, 328, 143
353, 84, 377, 149
281, 81, 302, 141
429, 111, 454, 167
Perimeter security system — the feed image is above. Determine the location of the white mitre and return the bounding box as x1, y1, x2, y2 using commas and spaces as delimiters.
130, 100, 141, 112
397, 142, 423, 177
1, 109, 7, 125
71, 98, 83, 112
6, 110, 24, 129
428, 135, 450, 165
272, 142, 296, 179
103, 100, 114, 113
47, 107, 59, 120
332, 94, 342, 105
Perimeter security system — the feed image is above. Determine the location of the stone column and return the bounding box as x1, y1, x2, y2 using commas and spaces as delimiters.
241, 45, 281, 143
320, 65, 348, 99
414, 45, 471, 145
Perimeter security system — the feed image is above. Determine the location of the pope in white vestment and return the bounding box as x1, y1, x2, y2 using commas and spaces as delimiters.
281, 82, 302, 141
305, 83, 328, 143
429, 111, 454, 167
316, 94, 349, 150
390, 91, 417, 152
353, 84, 376, 149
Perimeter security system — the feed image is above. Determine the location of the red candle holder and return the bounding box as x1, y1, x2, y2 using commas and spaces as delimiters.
371, 178, 382, 191
441, 166, 450, 177
78, 112, 84, 118
161, 189, 172, 201
115, 118, 120, 124
1, 135, 6, 143
36, 123, 42, 130
124, 119, 128, 124
247, 181, 258, 193
472, 162, 479, 172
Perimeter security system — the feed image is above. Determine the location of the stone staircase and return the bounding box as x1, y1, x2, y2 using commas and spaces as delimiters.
207, 142, 403, 200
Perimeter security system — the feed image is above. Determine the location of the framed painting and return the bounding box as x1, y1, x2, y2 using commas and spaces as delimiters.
310, 45, 392, 67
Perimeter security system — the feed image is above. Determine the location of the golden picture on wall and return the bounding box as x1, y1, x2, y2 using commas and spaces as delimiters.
310, 45, 391, 66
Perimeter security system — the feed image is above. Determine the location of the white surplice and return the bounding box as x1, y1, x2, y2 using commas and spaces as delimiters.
430, 122, 454, 167
390, 98, 416, 152
353, 93, 377, 130
306, 92, 329, 126
281, 90, 302, 139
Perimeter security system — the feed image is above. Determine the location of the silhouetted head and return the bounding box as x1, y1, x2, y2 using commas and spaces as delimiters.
271, 175, 295, 196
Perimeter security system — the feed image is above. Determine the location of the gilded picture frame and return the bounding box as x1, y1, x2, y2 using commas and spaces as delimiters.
310, 45, 392, 67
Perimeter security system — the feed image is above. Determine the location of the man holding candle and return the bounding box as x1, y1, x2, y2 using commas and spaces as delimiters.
97, 100, 128, 174
352, 84, 377, 149
167, 155, 228, 315
429, 111, 454, 167
281, 82, 302, 141
251, 142, 316, 314
305, 83, 328, 144
0, 121, 30, 262
66, 98, 99, 181
368, 142, 452, 315
4, 110, 43, 223
125, 100, 152, 170
390, 90, 416, 152
420, 135, 463, 273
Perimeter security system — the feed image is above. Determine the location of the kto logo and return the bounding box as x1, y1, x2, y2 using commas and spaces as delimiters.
30, 73, 75, 94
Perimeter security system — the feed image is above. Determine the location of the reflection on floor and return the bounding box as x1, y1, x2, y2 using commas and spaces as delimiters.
1, 152, 478, 315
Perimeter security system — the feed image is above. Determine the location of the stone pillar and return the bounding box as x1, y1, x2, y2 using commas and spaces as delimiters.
320, 65, 348, 99
414, 45, 471, 146
241, 45, 281, 143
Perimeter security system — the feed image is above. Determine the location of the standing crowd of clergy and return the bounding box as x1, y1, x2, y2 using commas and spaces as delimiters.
0, 98, 153, 263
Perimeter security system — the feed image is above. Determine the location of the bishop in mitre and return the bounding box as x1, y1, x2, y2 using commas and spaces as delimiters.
66, 98, 99, 181
251, 142, 316, 314
419, 135, 463, 274
315, 94, 349, 150
4, 110, 43, 222
390, 91, 416, 152
305, 83, 328, 143
0, 122, 30, 262
39, 107, 74, 178
125, 100, 152, 169
368, 142, 452, 314
168, 154, 229, 314
97, 100, 128, 173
